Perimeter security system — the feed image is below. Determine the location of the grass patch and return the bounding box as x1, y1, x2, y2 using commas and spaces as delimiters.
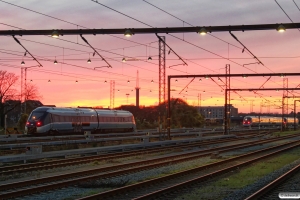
273, 130, 300, 137
128, 157, 218, 185
176, 147, 300, 200
65, 188, 111, 200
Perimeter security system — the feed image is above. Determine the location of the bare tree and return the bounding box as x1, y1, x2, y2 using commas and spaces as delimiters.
0, 70, 41, 127
0, 70, 19, 127
24, 83, 42, 101
23, 83, 43, 113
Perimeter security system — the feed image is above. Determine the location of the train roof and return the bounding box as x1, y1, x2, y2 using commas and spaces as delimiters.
32, 107, 133, 115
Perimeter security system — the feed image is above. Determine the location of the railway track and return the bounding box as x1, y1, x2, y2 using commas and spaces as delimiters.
0, 129, 269, 147
0, 131, 284, 175
0, 134, 298, 199
0, 135, 252, 175
245, 163, 300, 200
76, 140, 300, 200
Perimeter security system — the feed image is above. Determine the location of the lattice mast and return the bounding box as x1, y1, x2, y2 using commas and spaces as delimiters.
135, 70, 140, 107
250, 100, 254, 113
158, 36, 166, 103
224, 64, 230, 135
282, 78, 288, 129
110, 80, 115, 109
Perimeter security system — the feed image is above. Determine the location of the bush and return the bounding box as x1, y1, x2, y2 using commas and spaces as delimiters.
17, 113, 28, 130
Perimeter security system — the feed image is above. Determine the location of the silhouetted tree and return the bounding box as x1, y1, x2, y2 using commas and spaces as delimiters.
0, 70, 41, 128
117, 98, 204, 129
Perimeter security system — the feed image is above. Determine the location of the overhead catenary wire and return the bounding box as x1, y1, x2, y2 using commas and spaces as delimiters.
12, 36, 43, 67
91, 0, 258, 73
275, 0, 300, 32
80, 34, 112, 68
229, 31, 266, 68
142, 0, 249, 51
91, 1, 300, 100
0, 1, 298, 108
0, 0, 158, 48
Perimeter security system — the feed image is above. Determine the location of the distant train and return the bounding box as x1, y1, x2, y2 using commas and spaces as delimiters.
25, 107, 136, 136
243, 116, 299, 127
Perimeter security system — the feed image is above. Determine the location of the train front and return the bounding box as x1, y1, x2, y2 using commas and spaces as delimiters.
24, 107, 50, 135
243, 116, 252, 127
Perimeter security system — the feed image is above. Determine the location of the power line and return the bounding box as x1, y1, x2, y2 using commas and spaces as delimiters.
293, 0, 300, 11
91, 0, 260, 73
142, 0, 245, 50
91, 1, 293, 99
0, 0, 156, 48
275, 0, 300, 31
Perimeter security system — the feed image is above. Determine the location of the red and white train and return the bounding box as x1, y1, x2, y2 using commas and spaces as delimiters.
25, 107, 136, 136
243, 116, 299, 127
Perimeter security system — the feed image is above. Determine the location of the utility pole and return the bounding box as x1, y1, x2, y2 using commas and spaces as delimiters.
126, 93, 130, 104
110, 80, 115, 109
158, 36, 166, 104
250, 100, 254, 113
294, 100, 300, 131
224, 64, 230, 135
135, 70, 140, 108
282, 78, 288, 131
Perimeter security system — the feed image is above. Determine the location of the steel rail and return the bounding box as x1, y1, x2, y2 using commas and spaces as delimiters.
0, 136, 268, 191
0, 136, 245, 175
0, 130, 276, 174
244, 164, 300, 200
0, 130, 284, 173
131, 142, 300, 200
77, 140, 300, 200
0, 135, 296, 199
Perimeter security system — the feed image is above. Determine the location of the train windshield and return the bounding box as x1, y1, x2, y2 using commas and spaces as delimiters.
243, 117, 252, 123
28, 112, 44, 121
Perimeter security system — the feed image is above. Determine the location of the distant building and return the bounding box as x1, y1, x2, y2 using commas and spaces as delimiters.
196, 104, 238, 119
4, 100, 43, 127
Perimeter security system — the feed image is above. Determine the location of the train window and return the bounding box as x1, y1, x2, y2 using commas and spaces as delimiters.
91, 116, 96, 122
65, 116, 70, 122
52, 115, 59, 122
29, 112, 44, 121
44, 114, 51, 125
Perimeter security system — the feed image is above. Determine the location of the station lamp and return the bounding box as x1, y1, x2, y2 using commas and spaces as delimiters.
198, 27, 207, 35
277, 25, 286, 32
124, 29, 133, 37
21, 60, 25, 65
51, 30, 59, 38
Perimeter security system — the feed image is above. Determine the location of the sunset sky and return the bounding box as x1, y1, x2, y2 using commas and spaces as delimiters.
1, 0, 300, 113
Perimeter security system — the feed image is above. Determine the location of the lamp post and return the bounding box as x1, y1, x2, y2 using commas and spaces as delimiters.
294, 100, 300, 131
